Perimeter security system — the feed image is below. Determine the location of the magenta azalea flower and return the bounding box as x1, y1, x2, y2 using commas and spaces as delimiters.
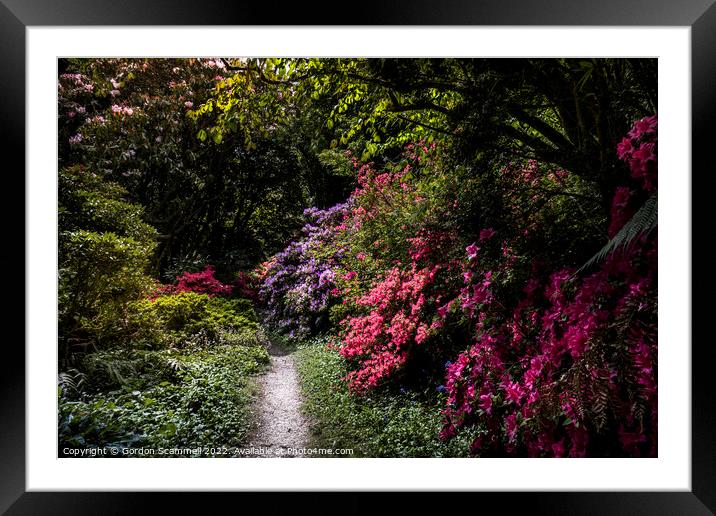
437, 302, 451, 319
478, 393, 493, 414
466, 243, 480, 260
616, 137, 633, 159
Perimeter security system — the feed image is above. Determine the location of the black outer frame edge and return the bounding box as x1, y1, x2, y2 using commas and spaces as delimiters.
0, 0, 715, 26
1, 492, 715, 516
692, 1, 716, 513
3, 0, 713, 514
0, 1, 26, 515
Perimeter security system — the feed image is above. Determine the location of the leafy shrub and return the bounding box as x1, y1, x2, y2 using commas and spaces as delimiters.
58, 166, 158, 354
217, 326, 270, 348
436, 117, 658, 457
59, 396, 146, 450
130, 292, 258, 347
78, 349, 181, 393
59, 230, 157, 349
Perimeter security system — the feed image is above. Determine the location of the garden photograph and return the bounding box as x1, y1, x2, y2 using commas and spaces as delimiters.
57, 57, 658, 459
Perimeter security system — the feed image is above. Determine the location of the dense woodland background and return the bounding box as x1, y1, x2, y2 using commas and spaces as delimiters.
58, 58, 657, 457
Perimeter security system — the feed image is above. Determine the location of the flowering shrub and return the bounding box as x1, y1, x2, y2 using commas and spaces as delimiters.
439, 242, 656, 457
59, 59, 310, 274
338, 229, 462, 392
435, 117, 658, 456
260, 203, 349, 338
154, 265, 234, 298
342, 148, 437, 270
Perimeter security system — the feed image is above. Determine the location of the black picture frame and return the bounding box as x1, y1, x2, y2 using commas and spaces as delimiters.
2, 1, 712, 514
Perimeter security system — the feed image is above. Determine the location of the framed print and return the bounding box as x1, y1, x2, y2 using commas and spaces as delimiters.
3, 0, 714, 513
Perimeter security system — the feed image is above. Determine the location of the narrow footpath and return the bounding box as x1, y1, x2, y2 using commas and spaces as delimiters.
245, 342, 309, 457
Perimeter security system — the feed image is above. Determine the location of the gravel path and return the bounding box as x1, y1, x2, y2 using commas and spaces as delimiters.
245, 344, 309, 457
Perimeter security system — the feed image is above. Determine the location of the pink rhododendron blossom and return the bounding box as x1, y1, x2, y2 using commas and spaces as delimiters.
111, 104, 135, 116
505, 413, 519, 442
618, 115, 658, 192
504, 381, 525, 404
415, 324, 429, 344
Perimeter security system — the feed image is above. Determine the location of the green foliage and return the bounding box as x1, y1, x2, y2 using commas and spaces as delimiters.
58, 369, 87, 398
217, 326, 269, 348
60, 57, 657, 275
78, 348, 192, 393
59, 344, 270, 455
316, 148, 356, 177
187, 58, 291, 150
58, 166, 158, 353
129, 293, 258, 347
199, 58, 654, 176
296, 338, 476, 457
59, 230, 155, 315
59, 166, 157, 244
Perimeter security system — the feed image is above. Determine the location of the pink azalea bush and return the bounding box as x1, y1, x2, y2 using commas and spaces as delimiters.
154, 265, 233, 298
439, 238, 656, 456
439, 117, 657, 456
339, 232, 459, 392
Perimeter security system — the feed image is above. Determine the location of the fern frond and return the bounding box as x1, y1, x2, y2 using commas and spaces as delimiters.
166, 358, 188, 372
578, 196, 657, 273
591, 375, 610, 432
58, 368, 86, 397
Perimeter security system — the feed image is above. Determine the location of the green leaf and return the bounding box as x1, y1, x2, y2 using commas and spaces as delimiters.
578, 196, 657, 273
160, 422, 177, 436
